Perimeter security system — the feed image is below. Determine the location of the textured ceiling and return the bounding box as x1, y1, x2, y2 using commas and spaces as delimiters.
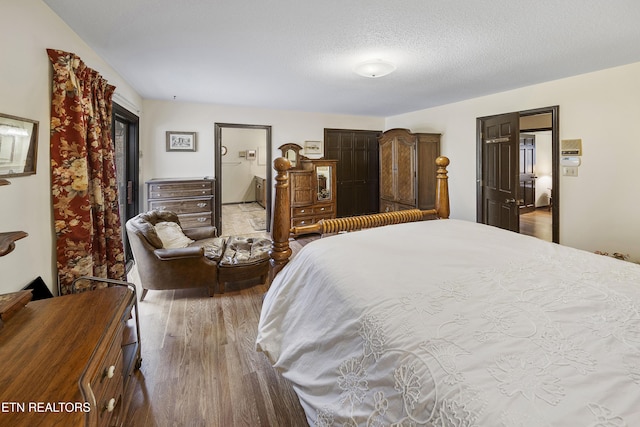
43, 0, 640, 116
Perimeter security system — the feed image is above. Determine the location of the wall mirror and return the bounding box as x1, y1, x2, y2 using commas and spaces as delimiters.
0, 113, 38, 178
316, 165, 331, 201
278, 143, 302, 169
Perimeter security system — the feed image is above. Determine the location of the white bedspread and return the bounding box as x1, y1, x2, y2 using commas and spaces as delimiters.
256, 219, 640, 426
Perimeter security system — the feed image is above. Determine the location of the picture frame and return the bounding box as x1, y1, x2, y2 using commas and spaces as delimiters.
166, 131, 197, 152
0, 113, 38, 178
304, 140, 322, 154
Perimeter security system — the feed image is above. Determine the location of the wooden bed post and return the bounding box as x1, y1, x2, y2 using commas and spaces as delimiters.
435, 156, 450, 219
268, 157, 292, 283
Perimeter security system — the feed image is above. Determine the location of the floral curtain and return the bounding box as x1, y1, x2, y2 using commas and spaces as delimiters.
47, 49, 125, 295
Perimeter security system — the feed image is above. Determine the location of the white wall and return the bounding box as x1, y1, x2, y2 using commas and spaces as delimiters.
0, 0, 142, 294
386, 63, 640, 261
220, 127, 267, 204
140, 100, 384, 207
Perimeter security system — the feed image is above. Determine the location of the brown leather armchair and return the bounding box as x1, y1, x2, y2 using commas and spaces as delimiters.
125, 210, 224, 300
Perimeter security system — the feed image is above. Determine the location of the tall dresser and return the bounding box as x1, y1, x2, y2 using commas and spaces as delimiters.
146, 177, 215, 230
289, 159, 337, 235
379, 129, 441, 212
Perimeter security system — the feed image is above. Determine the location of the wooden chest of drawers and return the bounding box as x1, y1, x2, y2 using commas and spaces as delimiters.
146, 177, 215, 229
288, 159, 337, 235
0, 285, 141, 427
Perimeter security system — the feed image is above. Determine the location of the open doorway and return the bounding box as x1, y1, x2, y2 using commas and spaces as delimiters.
214, 123, 272, 237
476, 106, 559, 243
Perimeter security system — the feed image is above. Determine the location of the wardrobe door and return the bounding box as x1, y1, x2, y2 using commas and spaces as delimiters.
394, 134, 416, 206
378, 135, 395, 204
325, 129, 380, 217
416, 134, 441, 210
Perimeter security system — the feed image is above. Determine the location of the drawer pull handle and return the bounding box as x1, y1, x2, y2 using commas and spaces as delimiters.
158, 206, 166, 210
197, 217, 206, 222
104, 365, 116, 379
196, 203, 207, 208
319, 207, 325, 211
300, 209, 305, 213
105, 398, 117, 413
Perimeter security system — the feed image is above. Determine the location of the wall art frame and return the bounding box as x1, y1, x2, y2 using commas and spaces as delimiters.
0, 113, 38, 178
304, 140, 322, 154
166, 131, 197, 152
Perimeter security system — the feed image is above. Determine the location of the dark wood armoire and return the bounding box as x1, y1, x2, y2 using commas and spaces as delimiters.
378, 128, 441, 212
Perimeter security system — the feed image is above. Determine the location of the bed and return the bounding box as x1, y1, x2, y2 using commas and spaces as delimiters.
256, 156, 640, 426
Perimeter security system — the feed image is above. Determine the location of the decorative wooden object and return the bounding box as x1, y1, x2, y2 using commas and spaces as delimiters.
146, 177, 215, 229
278, 143, 304, 169
0, 231, 28, 257
0, 284, 141, 427
269, 156, 450, 280
268, 157, 293, 283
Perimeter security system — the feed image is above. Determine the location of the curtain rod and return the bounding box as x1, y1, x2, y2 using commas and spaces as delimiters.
112, 92, 141, 114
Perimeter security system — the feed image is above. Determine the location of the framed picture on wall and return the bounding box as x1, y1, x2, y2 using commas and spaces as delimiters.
0, 112, 38, 178
304, 140, 322, 154
166, 131, 197, 152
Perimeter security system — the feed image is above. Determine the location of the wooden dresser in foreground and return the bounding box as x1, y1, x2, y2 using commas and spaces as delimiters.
0, 285, 141, 427
146, 177, 215, 229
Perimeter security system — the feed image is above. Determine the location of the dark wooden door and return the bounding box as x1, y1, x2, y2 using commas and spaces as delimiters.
519, 135, 536, 213
325, 129, 380, 217
480, 112, 520, 232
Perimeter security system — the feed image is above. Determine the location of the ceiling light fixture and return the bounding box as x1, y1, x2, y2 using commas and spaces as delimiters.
353, 59, 396, 78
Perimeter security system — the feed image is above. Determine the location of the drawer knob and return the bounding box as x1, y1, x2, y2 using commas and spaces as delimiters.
300, 209, 305, 213
196, 203, 207, 208
105, 398, 117, 413
320, 207, 325, 211
105, 365, 116, 379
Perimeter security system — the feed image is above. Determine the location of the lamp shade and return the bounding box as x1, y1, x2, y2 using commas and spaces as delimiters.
353, 59, 396, 78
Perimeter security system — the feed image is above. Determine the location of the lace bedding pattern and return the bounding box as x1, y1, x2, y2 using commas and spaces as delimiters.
256, 220, 640, 427
316, 254, 640, 426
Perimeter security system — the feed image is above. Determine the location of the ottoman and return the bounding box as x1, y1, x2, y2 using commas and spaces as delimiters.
217, 236, 271, 293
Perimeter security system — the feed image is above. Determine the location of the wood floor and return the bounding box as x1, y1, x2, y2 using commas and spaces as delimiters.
122, 282, 309, 426
123, 206, 311, 426
519, 208, 552, 242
